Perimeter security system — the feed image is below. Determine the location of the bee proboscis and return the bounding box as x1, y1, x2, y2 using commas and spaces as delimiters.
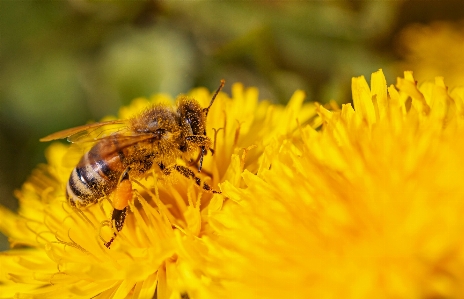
41, 80, 225, 248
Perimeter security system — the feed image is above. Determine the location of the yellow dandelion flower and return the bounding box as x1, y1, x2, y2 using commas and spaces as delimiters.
176, 70, 464, 299
0, 83, 313, 298
398, 21, 464, 87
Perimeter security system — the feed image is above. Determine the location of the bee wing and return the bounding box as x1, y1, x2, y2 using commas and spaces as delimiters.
40, 119, 128, 143
61, 142, 90, 168
60, 133, 157, 168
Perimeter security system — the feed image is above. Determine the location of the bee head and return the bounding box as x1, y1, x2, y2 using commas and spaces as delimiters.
178, 80, 225, 172
178, 80, 224, 136
178, 98, 207, 137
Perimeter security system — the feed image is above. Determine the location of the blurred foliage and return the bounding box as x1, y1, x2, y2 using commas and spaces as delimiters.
0, 1, 463, 250
396, 21, 464, 87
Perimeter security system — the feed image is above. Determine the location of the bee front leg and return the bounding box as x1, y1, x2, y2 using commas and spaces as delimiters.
105, 169, 132, 248
185, 135, 211, 172
172, 165, 221, 194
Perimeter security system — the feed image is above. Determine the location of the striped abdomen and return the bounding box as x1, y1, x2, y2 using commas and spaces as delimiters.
66, 137, 127, 208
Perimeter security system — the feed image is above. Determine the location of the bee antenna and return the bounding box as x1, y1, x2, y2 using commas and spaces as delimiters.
204, 79, 225, 116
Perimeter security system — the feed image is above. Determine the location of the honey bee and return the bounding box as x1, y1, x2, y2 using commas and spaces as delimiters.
41, 80, 224, 248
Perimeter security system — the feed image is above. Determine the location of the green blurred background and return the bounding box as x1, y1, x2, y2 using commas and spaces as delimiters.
1, 1, 463, 250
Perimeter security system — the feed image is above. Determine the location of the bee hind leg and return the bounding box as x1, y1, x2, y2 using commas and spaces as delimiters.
104, 207, 128, 248
105, 169, 132, 248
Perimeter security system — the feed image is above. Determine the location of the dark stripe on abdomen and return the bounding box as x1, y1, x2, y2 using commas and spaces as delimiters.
95, 159, 114, 179
67, 167, 96, 207
68, 174, 84, 198
67, 138, 124, 207
75, 166, 98, 190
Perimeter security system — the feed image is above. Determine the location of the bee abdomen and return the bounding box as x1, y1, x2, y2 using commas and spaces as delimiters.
66, 159, 119, 208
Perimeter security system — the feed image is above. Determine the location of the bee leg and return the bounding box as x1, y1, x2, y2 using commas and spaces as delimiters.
185, 135, 211, 172
104, 207, 127, 248
172, 165, 221, 194
104, 170, 132, 248
199, 146, 208, 172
